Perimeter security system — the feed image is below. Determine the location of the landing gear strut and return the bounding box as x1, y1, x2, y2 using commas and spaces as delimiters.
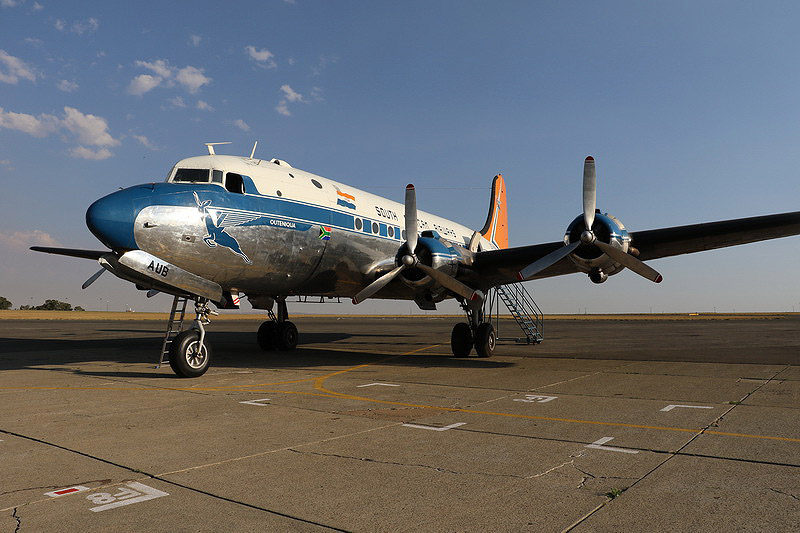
451, 300, 495, 358
169, 298, 216, 378
257, 297, 299, 351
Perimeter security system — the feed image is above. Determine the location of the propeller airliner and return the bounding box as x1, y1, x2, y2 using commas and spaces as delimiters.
32, 144, 800, 377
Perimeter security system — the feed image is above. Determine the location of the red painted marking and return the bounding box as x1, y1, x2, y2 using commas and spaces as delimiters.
586, 156, 594, 161
655, 275, 663, 283
54, 488, 79, 495
406, 184, 414, 189
516, 272, 524, 281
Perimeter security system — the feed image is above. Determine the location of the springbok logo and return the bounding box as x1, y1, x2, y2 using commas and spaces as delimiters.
193, 191, 252, 264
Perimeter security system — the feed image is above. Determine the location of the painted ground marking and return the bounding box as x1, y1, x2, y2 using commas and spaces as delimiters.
239, 398, 271, 406
44, 486, 90, 498
660, 404, 714, 412
356, 382, 400, 388
514, 395, 558, 403
86, 482, 168, 512
402, 422, 466, 432
585, 437, 639, 454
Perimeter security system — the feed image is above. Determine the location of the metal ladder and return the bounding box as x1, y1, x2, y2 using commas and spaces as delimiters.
157, 295, 189, 367
487, 283, 544, 344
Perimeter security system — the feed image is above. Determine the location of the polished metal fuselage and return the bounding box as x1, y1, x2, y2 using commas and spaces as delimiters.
123, 155, 491, 302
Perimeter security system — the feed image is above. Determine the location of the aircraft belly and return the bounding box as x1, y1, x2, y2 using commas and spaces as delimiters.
133, 205, 326, 293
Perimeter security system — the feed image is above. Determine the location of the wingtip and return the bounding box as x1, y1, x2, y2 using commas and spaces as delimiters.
585, 155, 594, 162
406, 183, 414, 190
655, 275, 663, 283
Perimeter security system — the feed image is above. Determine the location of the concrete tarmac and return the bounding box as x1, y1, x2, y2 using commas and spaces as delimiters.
1, 315, 798, 531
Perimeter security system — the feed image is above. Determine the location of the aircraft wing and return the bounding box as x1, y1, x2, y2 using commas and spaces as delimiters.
30, 246, 108, 260
472, 211, 800, 287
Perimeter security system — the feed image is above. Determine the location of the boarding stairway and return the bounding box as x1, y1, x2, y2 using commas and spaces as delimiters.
487, 283, 543, 344
157, 296, 189, 367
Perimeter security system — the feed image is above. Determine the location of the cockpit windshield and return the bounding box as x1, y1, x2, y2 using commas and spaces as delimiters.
173, 168, 210, 183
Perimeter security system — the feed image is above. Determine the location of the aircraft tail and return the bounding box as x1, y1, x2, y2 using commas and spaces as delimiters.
479, 174, 509, 249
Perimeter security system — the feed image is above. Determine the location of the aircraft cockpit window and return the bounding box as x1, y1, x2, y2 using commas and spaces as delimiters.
225, 173, 245, 194
212, 170, 223, 184
173, 168, 210, 183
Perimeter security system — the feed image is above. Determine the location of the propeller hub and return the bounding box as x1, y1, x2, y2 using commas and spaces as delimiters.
401, 254, 416, 267
580, 230, 596, 245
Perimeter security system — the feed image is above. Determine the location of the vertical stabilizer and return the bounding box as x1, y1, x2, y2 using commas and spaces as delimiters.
479, 174, 509, 249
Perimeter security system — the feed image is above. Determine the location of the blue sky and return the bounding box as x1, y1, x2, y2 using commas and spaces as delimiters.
1, 1, 798, 313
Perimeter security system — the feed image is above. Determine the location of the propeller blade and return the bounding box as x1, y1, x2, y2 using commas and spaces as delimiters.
594, 241, 663, 283
517, 241, 580, 280
405, 184, 418, 253
81, 268, 105, 289
416, 263, 483, 302
352, 264, 406, 304
583, 156, 596, 230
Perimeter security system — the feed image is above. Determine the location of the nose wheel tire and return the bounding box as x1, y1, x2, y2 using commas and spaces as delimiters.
169, 330, 212, 378
276, 321, 298, 351
474, 323, 496, 358
257, 321, 277, 350
451, 322, 473, 357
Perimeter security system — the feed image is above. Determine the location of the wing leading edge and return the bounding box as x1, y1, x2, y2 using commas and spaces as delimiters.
472, 211, 800, 288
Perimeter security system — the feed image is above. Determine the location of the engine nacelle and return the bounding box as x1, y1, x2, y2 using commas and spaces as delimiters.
397, 233, 464, 293
565, 212, 631, 279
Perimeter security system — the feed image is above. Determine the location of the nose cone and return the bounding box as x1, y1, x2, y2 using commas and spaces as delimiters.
86, 188, 140, 250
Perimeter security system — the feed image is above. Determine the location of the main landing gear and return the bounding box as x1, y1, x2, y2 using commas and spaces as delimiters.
169, 298, 216, 378
451, 301, 496, 358
257, 297, 299, 351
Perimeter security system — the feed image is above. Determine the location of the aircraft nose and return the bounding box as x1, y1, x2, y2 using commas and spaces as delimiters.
86, 188, 140, 250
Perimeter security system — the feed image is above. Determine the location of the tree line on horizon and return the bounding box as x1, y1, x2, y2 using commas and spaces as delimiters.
0, 297, 84, 311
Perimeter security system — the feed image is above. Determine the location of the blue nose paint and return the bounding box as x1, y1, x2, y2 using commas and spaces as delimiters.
86, 185, 150, 250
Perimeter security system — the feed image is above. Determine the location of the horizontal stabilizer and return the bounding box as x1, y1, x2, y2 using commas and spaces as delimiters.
30, 247, 108, 260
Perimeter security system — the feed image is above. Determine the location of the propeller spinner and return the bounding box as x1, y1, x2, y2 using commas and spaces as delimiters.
518, 156, 662, 283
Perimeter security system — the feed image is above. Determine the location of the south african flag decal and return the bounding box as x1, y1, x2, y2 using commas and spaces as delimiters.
318, 226, 332, 240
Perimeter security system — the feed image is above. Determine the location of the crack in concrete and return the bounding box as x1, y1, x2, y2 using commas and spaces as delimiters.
287, 448, 525, 479
12, 507, 20, 533
769, 488, 800, 502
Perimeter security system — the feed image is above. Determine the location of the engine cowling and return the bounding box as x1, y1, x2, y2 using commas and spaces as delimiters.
565, 211, 631, 282
396, 234, 463, 291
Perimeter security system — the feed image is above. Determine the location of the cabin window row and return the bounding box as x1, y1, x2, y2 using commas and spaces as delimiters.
354, 217, 404, 239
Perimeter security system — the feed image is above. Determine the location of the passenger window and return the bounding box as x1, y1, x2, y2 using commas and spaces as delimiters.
212, 170, 223, 184
225, 173, 245, 194
173, 168, 210, 182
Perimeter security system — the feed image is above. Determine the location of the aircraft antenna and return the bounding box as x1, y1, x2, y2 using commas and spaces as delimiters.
204, 142, 232, 156
249, 141, 258, 159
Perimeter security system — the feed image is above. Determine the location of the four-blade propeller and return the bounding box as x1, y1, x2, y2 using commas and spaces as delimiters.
518, 156, 662, 283
352, 184, 483, 304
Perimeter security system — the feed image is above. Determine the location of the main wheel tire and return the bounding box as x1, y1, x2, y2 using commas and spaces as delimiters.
276, 321, 299, 351
451, 322, 473, 357
257, 321, 277, 350
169, 330, 212, 378
474, 323, 496, 358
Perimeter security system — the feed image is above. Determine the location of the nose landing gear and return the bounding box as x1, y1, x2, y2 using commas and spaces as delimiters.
257, 297, 299, 351
169, 298, 216, 378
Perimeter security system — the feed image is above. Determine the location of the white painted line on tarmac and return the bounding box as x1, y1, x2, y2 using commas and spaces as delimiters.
585, 437, 639, 454
402, 422, 466, 432
660, 404, 714, 412
239, 398, 271, 406
514, 395, 558, 403
87, 482, 168, 512
357, 382, 400, 388
44, 486, 90, 498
